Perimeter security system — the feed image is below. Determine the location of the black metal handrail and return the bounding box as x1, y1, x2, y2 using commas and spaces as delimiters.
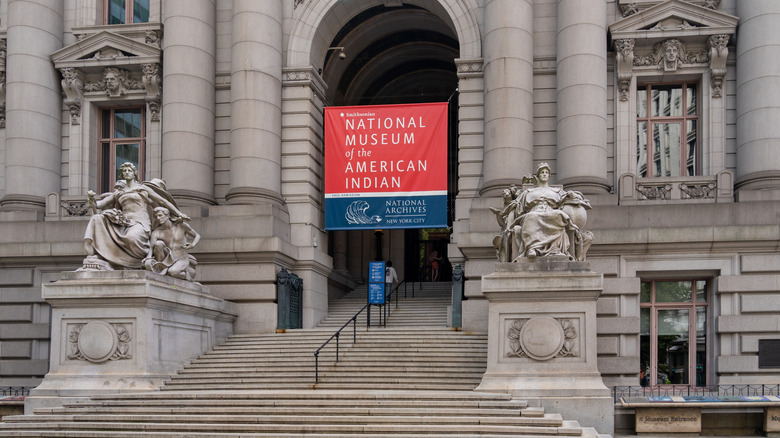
314, 303, 366, 384
313, 279, 408, 383
612, 384, 780, 404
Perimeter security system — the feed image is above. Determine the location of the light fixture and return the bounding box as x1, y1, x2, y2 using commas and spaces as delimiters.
327, 46, 346, 60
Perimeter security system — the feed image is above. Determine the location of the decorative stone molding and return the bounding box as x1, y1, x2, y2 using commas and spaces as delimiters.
284, 69, 313, 82
142, 63, 162, 121
145, 30, 161, 47
294, 0, 306, 9
60, 199, 91, 216
67, 321, 133, 363
621, 173, 733, 204
679, 182, 715, 199
618, 0, 720, 15
282, 66, 327, 103
633, 39, 708, 72
147, 101, 160, 122
614, 39, 635, 101
708, 34, 729, 98
59, 67, 84, 124
702, 0, 719, 9
620, 3, 639, 17
455, 58, 484, 79
506, 317, 578, 360
636, 182, 672, 200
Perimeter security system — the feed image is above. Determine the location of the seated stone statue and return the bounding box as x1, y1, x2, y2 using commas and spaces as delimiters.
81, 162, 192, 274
492, 163, 593, 262
143, 207, 200, 281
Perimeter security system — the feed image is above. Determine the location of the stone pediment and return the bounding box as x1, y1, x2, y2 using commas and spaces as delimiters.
52, 30, 162, 124
52, 30, 160, 74
609, 0, 738, 45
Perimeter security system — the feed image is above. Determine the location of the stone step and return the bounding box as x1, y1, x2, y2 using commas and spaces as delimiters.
174, 364, 487, 374
6, 413, 565, 427
0, 431, 586, 438
0, 421, 583, 436
0, 283, 600, 438
39, 405, 532, 417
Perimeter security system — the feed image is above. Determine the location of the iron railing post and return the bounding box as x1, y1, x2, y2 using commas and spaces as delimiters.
314, 351, 319, 383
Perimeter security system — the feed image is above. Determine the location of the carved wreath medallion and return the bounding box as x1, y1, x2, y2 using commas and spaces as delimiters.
507, 317, 578, 360
68, 321, 132, 363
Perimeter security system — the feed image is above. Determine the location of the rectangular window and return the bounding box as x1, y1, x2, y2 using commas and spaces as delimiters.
640, 280, 708, 387
637, 83, 699, 177
99, 107, 145, 192
106, 0, 149, 24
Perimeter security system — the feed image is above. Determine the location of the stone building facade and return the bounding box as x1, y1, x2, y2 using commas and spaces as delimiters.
0, 0, 778, 406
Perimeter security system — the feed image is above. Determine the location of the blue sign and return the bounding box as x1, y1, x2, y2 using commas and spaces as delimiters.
368, 261, 385, 284
325, 194, 447, 230
368, 283, 386, 305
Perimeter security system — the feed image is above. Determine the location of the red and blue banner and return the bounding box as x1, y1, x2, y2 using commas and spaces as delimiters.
324, 102, 448, 230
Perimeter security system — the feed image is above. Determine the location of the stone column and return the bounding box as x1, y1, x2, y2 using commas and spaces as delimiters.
555, 0, 609, 194
735, 1, 780, 190
0, 0, 63, 211
161, 0, 216, 205
227, 0, 283, 205
480, 0, 534, 197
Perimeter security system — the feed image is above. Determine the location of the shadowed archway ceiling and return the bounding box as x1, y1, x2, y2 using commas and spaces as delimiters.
322, 4, 459, 106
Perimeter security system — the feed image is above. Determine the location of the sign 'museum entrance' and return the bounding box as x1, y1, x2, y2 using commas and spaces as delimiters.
324, 102, 448, 230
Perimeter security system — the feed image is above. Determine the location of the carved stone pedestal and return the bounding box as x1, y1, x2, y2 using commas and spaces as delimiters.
25, 271, 237, 414
476, 258, 614, 434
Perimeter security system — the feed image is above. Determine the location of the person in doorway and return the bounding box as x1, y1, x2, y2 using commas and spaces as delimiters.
385, 260, 398, 298
428, 250, 442, 282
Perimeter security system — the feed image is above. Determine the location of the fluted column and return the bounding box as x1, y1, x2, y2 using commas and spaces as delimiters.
555, 0, 609, 194
226, 0, 283, 205
0, 0, 63, 211
480, 0, 534, 196
161, 0, 216, 205
735, 1, 780, 190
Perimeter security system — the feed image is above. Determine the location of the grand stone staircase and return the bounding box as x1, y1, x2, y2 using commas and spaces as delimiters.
0, 282, 608, 437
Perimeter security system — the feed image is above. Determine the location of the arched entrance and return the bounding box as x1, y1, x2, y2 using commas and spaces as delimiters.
287, 0, 482, 286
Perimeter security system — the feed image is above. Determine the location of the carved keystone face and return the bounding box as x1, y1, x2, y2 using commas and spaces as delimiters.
105, 72, 119, 91
665, 45, 678, 62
